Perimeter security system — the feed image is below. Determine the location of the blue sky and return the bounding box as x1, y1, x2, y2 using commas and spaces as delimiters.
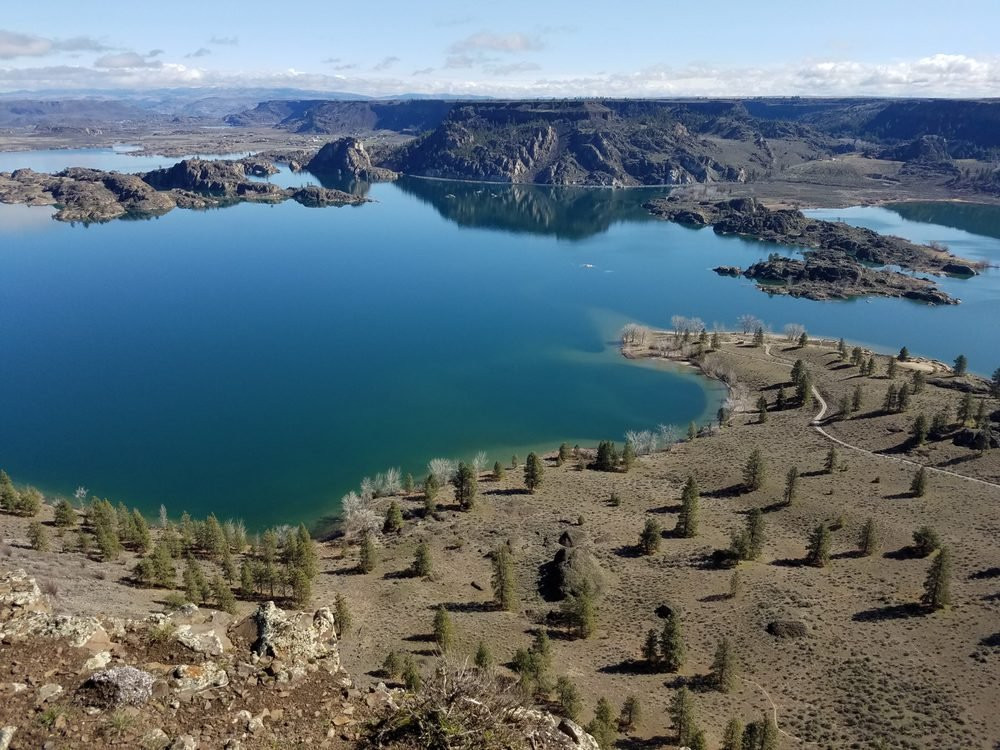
1, 0, 998, 96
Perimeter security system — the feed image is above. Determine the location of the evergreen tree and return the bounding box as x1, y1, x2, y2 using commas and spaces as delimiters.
412, 540, 432, 577
492, 461, 504, 480
910, 466, 928, 497
383, 501, 403, 533
452, 462, 478, 510
931, 410, 949, 439
743, 449, 766, 491
28, 520, 49, 551
837, 337, 847, 357
851, 346, 864, 366
423, 473, 440, 507
621, 441, 636, 472
790, 359, 805, 387
783, 466, 799, 506
403, 473, 414, 494
677, 476, 699, 538
211, 575, 237, 614
687, 421, 698, 441
433, 605, 454, 653
859, 518, 879, 557
729, 569, 743, 599
562, 585, 596, 638
402, 655, 421, 691
335, 593, 352, 638
992, 367, 1000, 398
974, 399, 987, 428
182, 556, 209, 604
587, 697, 617, 750
669, 687, 697, 746
912, 414, 929, 445
595, 441, 618, 472
806, 523, 831, 567
555, 676, 582, 720
958, 392, 974, 425
824, 445, 838, 474
660, 613, 684, 672
382, 651, 403, 680
524, 452, 544, 492
722, 718, 745, 750
756, 395, 768, 423
922, 547, 951, 610
898, 346, 910, 362
883, 384, 898, 412
953, 354, 968, 376
639, 518, 661, 555
753, 326, 765, 347
619, 695, 641, 734
642, 629, 659, 667
711, 332, 721, 350
474, 640, 493, 670
775, 387, 786, 411
491, 544, 518, 611
711, 637, 738, 692
798, 331, 808, 348
731, 508, 765, 561
53, 499, 76, 528
359, 531, 378, 573
896, 385, 910, 412
911, 370, 926, 393
837, 393, 850, 419
759, 713, 780, 750
796, 372, 814, 408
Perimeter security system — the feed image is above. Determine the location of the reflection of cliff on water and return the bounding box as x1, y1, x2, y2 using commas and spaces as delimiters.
393, 176, 670, 240
298, 171, 373, 197
887, 201, 1000, 241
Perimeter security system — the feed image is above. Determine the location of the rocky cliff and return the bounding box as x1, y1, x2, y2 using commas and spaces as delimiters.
306, 138, 398, 181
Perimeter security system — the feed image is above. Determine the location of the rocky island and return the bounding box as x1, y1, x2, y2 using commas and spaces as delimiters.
646, 194, 984, 303
0, 157, 366, 223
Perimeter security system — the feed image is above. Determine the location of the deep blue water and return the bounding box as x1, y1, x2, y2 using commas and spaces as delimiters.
2, 149, 1000, 529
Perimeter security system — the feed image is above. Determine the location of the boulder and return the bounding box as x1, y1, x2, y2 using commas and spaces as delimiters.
0, 726, 15, 750
171, 663, 229, 694
241, 602, 340, 670
0, 569, 43, 612
953, 427, 1000, 450
713, 265, 742, 277
82, 666, 155, 708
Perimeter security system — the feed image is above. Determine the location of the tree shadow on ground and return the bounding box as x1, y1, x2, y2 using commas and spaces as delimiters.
598, 659, 654, 676
884, 546, 927, 560
698, 593, 731, 603
883, 491, 918, 500
617, 737, 674, 749
704, 484, 745, 499
441, 600, 497, 614
937, 453, 979, 468
647, 503, 681, 515
971, 566, 1000, 580
772, 557, 806, 568
484, 488, 530, 497
761, 500, 790, 514
980, 633, 1000, 648
852, 602, 927, 622
832, 550, 865, 560
614, 545, 645, 559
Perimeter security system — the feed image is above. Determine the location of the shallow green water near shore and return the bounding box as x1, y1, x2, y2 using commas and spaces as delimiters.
2, 149, 1000, 530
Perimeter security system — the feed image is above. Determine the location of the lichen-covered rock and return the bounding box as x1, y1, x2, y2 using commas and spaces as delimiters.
83, 666, 155, 707
244, 602, 340, 670
171, 663, 229, 693
0, 569, 43, 612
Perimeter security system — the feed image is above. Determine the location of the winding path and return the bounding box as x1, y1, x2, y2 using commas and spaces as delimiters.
762, 342, 1000, 491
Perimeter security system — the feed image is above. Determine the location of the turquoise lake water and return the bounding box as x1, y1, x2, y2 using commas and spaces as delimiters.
2, 149, 1000, 530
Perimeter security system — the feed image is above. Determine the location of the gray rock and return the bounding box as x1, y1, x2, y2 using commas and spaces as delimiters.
245, 602, 340, 670
83, 666, 155, 707
171, 663, 229, 694
0, 726, 16, 750
36, 683, 63, 704
169, 735, 198, 750
142, 728, 170, 750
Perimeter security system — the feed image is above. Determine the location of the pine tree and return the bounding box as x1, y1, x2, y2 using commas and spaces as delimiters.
587, 697, 617, 750
912, 525, 940, 557
711, 332, 721, 350
412, 540, 432, 577
433, 605, 454, 653
359, 531, 377, 573
759, 712, 780, 750
896, 386, 910, 412
452, 462, 478, 510
562, 586, 596, 638
211, 575, 237, 614
957, 392, 974, 425
898, 346, 910, 362
335, 593, 352, 638
555, 676, 582, 720
595, 441, 618, 472
642, 629, 659, 667
824, 445, 838, 474
883, 384, 898, 412
621, 441, 636, 472
524, 452, 544, 492
798, 331, 808, 348
922, 547, 951, 610
797, 372, 814, 408
790, 359, 805, 386
54, 499, 76, 528
806, 524, 831, 567
756, 395, 768, 423
382, 650, 403, 679
474, 640, 493, 669
491, 544, 518, 611
639, 518, 661, 555
402, 655, 421, 691
182, 556, 209, 604
912, 414, 929, 445
837, 338, 847, 358
911, 370, 926, 393
910, 466, 927, 497
851, 346, 864, 366
974, 399, 987, 428
711, 637, 738, 692
743, 449, 765, 491
677, 476, 699, 538
722, 718, 745, 750
753, 326, 765, 347
783, 466, 799, 506
383, 501, 403, 533
729, 569, 743, 599
669, 687, 697, 746
859, 518, 879, 557
775, 386, 786, 411
837, 393, 850, 419
687, 421, 698, 441
619, 695, 641, 734
492, 461, 504, 480
403, 473, 414, 494
660, 613, 684, 672
28, 520, 50, 551
953, 354, 968, 376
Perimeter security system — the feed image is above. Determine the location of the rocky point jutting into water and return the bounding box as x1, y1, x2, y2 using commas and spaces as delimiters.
646, 194, 982, 303
0, 157, 366, 223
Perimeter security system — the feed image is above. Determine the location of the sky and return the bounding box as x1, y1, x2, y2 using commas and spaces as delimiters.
1, 0, 999, 98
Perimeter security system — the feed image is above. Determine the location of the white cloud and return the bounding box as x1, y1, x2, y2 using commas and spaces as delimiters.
208, 36, 239, 46
94, 52, 162, 69
449, 32, 544, 54
185, 48, 212, 59
372, 56, 400, 72
0, 29, 110, 59
484, 61, 541, 76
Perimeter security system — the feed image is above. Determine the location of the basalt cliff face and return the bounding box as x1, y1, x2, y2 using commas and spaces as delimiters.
379, 101, 793, 186
306, 138, 398, 182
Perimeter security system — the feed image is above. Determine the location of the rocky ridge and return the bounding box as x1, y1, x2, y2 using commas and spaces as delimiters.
0, 568, 598, 749
0, 158, 366, 223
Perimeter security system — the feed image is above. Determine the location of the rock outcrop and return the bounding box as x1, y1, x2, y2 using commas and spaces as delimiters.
306, 137, 398, 181
647, 194, 979, 303
0, 158, 367, 223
